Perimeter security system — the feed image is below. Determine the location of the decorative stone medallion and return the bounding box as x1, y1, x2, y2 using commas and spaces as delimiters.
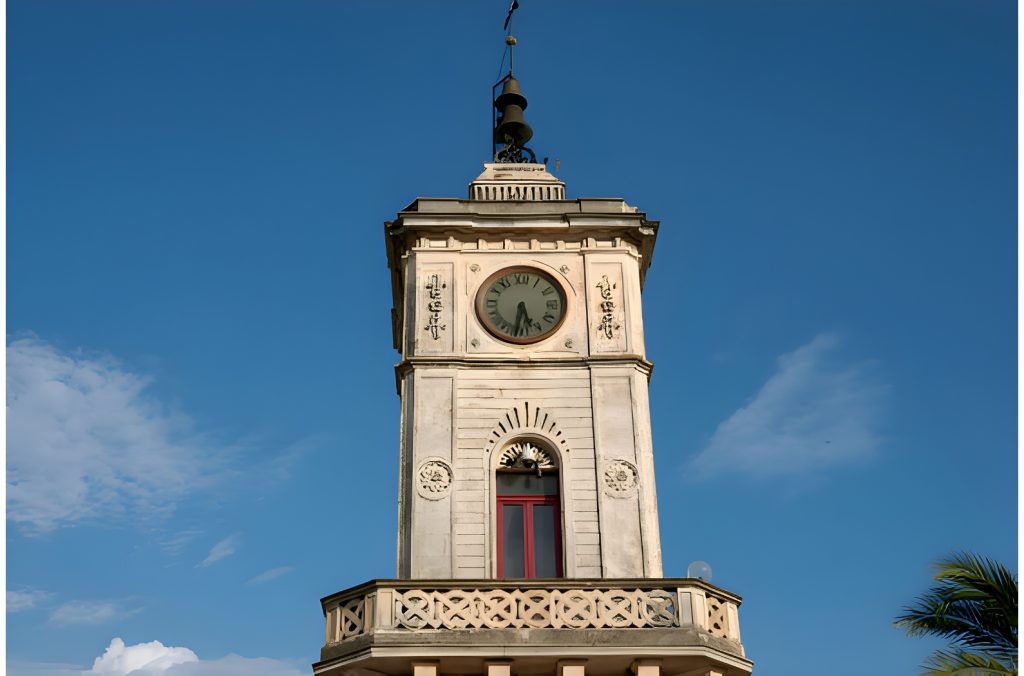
603, 459, 639, 497
416, 459, 453, 500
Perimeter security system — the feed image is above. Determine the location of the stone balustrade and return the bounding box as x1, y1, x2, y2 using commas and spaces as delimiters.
322, 579, 742, 647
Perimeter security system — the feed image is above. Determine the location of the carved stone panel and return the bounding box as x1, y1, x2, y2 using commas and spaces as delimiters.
588, 261, 627, 354
415, 262, 454, 354
391, 587, 679, 630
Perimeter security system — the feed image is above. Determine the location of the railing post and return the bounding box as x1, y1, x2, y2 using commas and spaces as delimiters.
725, 601, 741, 643
324, 602, 335, 644
375, 587, 395, 629
363, 592, 376, 635
676, 588, 692, 626
689, 588, 709, 631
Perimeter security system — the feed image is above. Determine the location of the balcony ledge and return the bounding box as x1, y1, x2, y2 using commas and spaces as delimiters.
315, 579, 749, 676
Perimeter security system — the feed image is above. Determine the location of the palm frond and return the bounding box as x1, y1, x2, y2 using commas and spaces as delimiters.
921, 646, 1015, 675
896, 552, 1018, 665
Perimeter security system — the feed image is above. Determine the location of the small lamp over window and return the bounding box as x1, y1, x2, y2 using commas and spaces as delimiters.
499, 440, 553, 476
519, 443, 538, 470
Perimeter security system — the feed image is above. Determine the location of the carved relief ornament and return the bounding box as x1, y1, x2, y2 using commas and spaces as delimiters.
595, 274, 621, 339
603, 459, 639, 497
416, 459, 453, 500
423, 274, 446, 340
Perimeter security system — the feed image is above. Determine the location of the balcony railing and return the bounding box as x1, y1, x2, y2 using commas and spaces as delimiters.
322, 579, 743, 648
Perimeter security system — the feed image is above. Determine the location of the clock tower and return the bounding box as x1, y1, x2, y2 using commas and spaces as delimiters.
314, 33, 752, 676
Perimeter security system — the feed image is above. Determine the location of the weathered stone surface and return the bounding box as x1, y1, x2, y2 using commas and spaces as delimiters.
468, 163, 566, 202
389, 167, 664, 580
317, 579, 747, 676
315, 626, 750, 676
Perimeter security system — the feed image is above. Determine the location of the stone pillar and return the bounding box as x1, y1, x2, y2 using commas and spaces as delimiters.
411, 661, 439, 676
557, 660, 587, 676
485, 662, 512, 676
674, 667, 725, 676
631, 660, 660, 676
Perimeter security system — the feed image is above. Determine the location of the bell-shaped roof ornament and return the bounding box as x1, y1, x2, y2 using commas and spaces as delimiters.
492, 36, 537, 163
495, 76, 528, 112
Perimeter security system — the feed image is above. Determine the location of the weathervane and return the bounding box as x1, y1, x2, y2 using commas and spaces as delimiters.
492, 1, 536, 163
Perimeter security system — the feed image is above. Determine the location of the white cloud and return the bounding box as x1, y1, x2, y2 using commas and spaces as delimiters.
7, 336, 222, 533
246, 566, 293, 585
7, 587, 53, 612
7, 661, 89, 676
91, 637, 198, 673
687, 333, 885, 480
198, 534, 240, 568
162, 654, 304, 676
9, 639, 303, 676
49, 600, 142, 626
158, 529, 204, 557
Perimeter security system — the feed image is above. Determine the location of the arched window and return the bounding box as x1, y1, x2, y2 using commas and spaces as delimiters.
496, 440, 562, 579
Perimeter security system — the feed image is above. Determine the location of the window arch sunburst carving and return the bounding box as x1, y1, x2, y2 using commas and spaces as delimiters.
484, 401, 570, 457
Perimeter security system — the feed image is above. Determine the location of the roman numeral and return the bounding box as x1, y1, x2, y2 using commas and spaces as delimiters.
541, 286, 555, 296
543, 313, 555, 324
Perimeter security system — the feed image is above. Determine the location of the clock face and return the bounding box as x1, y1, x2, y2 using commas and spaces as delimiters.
476, 267, 568, 344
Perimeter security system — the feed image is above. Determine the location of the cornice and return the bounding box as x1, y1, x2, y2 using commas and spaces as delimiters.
393, 355, 655, 394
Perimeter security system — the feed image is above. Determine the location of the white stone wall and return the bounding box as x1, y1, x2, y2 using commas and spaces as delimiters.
395, 215, 663, 580
455, 366, 599, 578
591, 365, 662, 577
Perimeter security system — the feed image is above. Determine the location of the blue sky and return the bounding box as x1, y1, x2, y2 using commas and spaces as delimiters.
6, 1, 1016, 675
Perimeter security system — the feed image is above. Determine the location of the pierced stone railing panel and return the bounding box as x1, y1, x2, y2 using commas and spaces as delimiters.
324, 595, 367, 643
706, 592, 729, 638
391, 588, 679, 630
321, 580, 742, 646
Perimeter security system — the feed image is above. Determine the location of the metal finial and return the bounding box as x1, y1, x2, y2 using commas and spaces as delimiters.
491, 8, 536, 163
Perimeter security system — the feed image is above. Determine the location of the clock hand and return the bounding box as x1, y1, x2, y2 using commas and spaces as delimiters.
514, 301, 527, 336
522, 307, 537, 335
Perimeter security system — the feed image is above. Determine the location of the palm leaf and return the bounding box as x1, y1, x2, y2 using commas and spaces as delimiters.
896, 552, 1018, 670
921, 647, 1014, 675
